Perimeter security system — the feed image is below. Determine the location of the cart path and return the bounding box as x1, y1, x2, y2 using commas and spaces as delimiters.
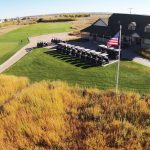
122, 47, 150, 67
133, 57, 150, 67
0, 43, 31, 73
0, 33, 77, 73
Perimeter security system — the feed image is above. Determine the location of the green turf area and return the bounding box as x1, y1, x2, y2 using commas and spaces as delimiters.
5, 48, 150, 93
0, 23, 71, 64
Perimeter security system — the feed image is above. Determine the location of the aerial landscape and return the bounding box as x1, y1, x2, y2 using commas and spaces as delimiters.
0, 0, 150, 149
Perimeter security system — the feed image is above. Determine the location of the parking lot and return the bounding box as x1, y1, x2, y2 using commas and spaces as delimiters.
68, 40, 119, 66
42, 39, 120, 67
36, 33, 150, 67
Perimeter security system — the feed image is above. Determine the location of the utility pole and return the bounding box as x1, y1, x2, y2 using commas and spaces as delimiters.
116, 25, 122, 95
129, 8, 133, 14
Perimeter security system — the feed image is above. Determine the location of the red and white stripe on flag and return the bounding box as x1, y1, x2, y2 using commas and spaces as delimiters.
107, 32, 119, 48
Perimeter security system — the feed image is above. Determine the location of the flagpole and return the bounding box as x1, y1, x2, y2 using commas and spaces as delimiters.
116, 25, 122, 95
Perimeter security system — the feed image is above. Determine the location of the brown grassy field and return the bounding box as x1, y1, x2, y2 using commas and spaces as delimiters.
70, 13, 111, 36
0, 75, 149, 150
71, 14, 110, 31
0, 13, 110, 36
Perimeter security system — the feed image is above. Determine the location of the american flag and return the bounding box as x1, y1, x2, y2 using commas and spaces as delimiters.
107, 32, 120, 48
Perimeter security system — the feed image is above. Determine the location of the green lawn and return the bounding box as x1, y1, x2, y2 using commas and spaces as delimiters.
1, 23, 149, 93
0, 23, 71, 64
5, 48, 150, 93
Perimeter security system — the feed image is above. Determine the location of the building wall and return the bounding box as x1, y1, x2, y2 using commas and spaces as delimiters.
96, 37, 108, 43
81, 32, 109, 43
81, 32, 94, 41
122, 36, 131, 44
141, 39, 150, 48
143, 39, 150, 44
81, 32, 90, 39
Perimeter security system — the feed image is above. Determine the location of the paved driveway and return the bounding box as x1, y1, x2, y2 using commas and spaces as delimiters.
121, 47, 150, 67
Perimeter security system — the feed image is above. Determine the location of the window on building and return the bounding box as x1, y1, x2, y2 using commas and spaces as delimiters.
145, 24, 150, 32
128, 22, 136, 30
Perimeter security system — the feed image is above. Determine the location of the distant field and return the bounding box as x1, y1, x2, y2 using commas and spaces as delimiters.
0, 23, 71, 64
5, 48, 150, 93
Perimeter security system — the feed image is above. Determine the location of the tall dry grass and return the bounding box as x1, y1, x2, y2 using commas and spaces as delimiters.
0, 75, 149, 149
0, 75, 29, 104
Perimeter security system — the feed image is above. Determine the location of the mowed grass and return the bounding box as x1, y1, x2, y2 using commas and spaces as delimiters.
0, 23, 71, 64
0, 42, 19, 57
5, 48, 150, 93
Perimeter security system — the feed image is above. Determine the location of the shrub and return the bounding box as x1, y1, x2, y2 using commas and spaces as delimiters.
135, 48, 150, 59
0, 75, 149, 149
37, 18, 76, 23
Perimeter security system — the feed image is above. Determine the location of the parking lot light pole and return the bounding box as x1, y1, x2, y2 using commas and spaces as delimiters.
116, 25, 122, 96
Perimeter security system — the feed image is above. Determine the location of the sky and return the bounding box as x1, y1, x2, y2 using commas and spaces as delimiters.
0, 0, 150, 19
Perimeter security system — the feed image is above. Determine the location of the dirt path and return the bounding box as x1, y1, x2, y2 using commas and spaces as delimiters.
0, 32, 78, 73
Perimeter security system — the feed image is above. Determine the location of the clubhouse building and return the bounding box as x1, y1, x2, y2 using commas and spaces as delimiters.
81, 13, 150, 48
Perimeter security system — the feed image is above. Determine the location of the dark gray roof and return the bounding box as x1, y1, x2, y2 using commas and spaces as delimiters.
109, 13, 150, 37
81, 26, 111, 36
81, 13, 150, 39
81, 18, 111, 36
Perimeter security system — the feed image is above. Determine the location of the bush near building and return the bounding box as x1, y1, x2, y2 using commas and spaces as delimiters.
137, 48, 150, 59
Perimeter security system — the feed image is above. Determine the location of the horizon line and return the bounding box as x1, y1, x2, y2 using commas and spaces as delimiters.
1, 11, 150, 20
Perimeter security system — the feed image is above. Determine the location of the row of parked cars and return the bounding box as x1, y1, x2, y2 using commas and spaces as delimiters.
37, 42, 49, 48
56, 43, 110, 66
37, 38, 121, 66
37, 39, 65, 48
51, 38, 66, 44
50, 38, 121, 66
98, 45, 121, 60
